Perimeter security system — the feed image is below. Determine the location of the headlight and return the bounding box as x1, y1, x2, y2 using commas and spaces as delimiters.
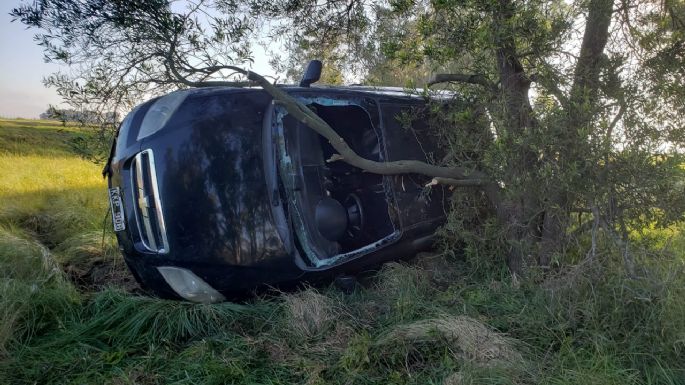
157, 266, 226, 303
137, 91, 189, 140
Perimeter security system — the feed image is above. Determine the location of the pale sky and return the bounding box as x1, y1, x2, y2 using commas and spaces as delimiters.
0, 2, 64, 118
0, 1, 279, 119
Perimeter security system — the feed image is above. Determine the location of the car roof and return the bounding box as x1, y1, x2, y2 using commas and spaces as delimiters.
172, 84, 457, 101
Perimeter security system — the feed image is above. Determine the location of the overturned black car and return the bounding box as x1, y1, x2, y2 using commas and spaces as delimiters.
105, 66, 454, 302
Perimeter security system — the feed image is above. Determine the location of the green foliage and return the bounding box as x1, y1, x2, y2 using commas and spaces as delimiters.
259, 0, 685, 278
11, 0, 259, 164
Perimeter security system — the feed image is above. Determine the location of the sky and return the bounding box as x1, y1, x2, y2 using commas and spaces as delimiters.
0, 1, 279, 119
0, 2, 64, 119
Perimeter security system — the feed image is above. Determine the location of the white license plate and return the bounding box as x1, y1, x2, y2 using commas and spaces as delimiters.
108, 187, 126, 232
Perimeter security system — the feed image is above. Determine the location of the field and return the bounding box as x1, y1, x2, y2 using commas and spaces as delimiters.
0, 118, 683, 384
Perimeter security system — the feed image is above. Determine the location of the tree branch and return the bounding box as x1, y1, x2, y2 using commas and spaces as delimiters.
248, 70, 486, 180
425, 177, 487, 187
166, 37, 256, 88
241, 69, 506, 218
427, 73, 497, 92
165, 55, 503, 213
168, 60, 256, 87
606, 101, 626, 141
533, 74, 569, 108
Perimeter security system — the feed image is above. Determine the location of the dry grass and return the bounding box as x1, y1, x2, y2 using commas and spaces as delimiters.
541, 257, 602, 296
371, 262, 434, 321
376, 315, 523, 367
0, 225, 62, 282
277, 289, 356, 369
310, 322, 355, 355
54, 231, 136, 291
412, 251, 462, 287
443, 371, 466, 385
283, 288, 337, 339
374, 262, 431, 295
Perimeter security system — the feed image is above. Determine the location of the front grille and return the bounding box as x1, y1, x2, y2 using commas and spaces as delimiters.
131, 149, 169, 253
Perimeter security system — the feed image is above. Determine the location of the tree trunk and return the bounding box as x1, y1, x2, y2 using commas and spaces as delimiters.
491, 0, 542, 276
538, 0, 615, 266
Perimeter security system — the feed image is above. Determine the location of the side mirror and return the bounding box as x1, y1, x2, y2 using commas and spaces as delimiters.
299, 60, 322, 87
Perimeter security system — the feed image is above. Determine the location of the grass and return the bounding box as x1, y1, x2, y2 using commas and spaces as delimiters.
0, 118, 684, 384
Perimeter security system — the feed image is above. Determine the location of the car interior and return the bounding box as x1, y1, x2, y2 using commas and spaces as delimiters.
279, 102, 397, 265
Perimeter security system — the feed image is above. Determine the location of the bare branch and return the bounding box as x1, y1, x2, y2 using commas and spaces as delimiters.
428, 73, 497, 92
248, 69, 487, 181
165, 55, 505, 215
166, 44, 256, 88
425, 177, 487, 187
242, 68, 506, 219
606, 101, 626, 141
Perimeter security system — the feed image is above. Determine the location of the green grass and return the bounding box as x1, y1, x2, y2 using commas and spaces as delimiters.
0, 119, 108, 241
0, 118, 120, 355
0, 118, 684, 384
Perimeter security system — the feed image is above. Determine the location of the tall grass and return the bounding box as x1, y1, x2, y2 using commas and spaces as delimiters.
0, 119, 107, 356
0, 225, 80, 354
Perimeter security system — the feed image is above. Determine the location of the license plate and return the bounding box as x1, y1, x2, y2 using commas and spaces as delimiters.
109, 187, 126, 232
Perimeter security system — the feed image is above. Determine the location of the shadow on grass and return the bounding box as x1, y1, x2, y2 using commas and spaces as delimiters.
0, 186, 137, 293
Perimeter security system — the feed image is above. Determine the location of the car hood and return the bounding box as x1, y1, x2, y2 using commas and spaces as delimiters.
141, 90, 288, 266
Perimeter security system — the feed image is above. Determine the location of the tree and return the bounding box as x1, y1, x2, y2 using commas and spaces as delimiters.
12, 0, 256, 104
12, 0, 685, 277
262, 0, 685, 275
